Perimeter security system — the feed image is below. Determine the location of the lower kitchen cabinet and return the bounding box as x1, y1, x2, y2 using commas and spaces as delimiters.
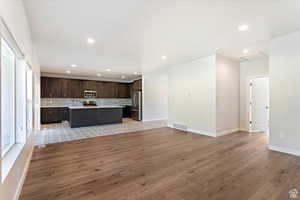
69, 107, 123, 128
62, 107, 69, 121
41, 107, 69, 124
122, 106, 131, 118
130, 110, 141, 121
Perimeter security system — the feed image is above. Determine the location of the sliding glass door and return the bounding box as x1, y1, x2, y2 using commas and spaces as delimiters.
1, 38, 16, 155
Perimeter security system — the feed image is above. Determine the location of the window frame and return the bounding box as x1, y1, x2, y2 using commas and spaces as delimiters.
1, 37, 16, 157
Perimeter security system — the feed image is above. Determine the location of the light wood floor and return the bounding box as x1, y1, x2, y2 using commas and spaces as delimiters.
20, 128, 300, 200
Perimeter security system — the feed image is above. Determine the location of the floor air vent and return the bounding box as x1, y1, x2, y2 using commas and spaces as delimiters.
173, 123, 188, 131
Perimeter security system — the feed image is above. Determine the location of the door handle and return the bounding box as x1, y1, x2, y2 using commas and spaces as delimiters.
266, 106, 269, 109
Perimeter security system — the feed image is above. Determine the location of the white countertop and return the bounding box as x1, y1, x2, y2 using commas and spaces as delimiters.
41, 105, 128, 109
41, 106, 68, 108
68, 105, 124, 109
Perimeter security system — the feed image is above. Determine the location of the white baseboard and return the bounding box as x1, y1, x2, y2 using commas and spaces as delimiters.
13, 146, 34, 200
239, 128, 249, 132
249, 130, 263, 133
269, 145, 300, 157
168, 125, 248, 138
217, 128, 240, 137
168, 124, 216, 137
167, 123, 172, 128
142, 118, 168, 122
188, 128, 216, 137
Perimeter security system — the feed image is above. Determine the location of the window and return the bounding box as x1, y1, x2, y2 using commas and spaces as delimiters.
16, 59, 27, 142
26, 68, 33, 135
1, 38, 16, 155
0, 20, 33, 181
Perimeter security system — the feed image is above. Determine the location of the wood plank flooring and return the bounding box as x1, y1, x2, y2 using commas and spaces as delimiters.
20, 128, 300, 200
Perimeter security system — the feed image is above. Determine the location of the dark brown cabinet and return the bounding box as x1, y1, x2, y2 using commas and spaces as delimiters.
60, 79, 69, 98
41, 77, 47, 98
96, 81, 104, 98
41, 77, 131, 99
42, 77, 82, 98
41, 107, 62, 124
80, 80, 97, 91
49, 78, 62, 98
101, 82, 118, 98
80, 80, 97, 98
130, 110, 139, 120
131, 79, 142, 91
41, 107, 69, 124
69, 79, 82, 98
41, 77, 62, 98
60, 78, 81, 98
117, 83, 130, 98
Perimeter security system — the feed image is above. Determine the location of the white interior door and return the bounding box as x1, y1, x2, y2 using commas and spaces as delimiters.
250, 77, 269, 132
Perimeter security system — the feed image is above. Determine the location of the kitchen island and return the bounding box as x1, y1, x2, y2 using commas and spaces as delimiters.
69, 106, 123, 128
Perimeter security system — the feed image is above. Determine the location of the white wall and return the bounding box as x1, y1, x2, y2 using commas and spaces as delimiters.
144, 54, 241, 137
239, 57, 269, 131
143, 71, 168, 121
0, 0, 40, 199
168, 55, 217, 136
216, 55, 240, 136
269, 31, 300, 155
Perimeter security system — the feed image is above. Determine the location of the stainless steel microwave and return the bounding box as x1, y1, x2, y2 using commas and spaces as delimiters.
84, 90, 97, 98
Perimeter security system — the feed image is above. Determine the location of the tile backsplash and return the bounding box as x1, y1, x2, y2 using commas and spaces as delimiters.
41, 98, 132, 107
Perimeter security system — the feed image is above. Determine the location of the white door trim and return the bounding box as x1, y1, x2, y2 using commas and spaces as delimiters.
245, 75, 269, 133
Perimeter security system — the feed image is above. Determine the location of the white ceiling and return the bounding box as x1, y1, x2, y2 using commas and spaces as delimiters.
24, 0, 300, 80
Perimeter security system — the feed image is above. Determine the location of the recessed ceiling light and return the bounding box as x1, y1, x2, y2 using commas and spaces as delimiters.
121, 75, 125, 79
87, 37, 95, 44
71, 64, 77, 68
97, 73, 101, 77
66, 70, 71, 74
106, 68, 111, 72
134, 72, 138, 75
161, 55, 167, 60
242, 49, 249, 54
238, 24, 249, 32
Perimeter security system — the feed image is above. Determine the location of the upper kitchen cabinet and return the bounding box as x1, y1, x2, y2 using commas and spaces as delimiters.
41, 77, 131, 99
80, 80, 97, 91
41, 77, 47, 98
117, 83, 130, 98
96, 81, 104, 98
41, 77, 62, 98
101, 82, 118, 98
132, 79, 142, 91
61, 79, 81, 98
80, 80, 97, 97
70, 79, 82, 98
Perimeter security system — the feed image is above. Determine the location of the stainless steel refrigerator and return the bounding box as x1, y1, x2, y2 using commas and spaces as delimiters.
131, 91, 142, 121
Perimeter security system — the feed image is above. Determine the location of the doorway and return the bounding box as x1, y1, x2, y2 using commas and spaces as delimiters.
249, 77, 270, 133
